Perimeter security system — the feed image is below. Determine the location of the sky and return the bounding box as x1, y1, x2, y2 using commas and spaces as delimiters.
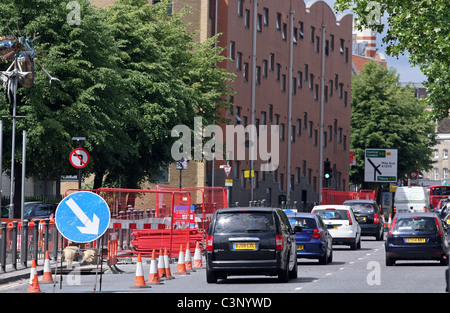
323, 0, 427, 84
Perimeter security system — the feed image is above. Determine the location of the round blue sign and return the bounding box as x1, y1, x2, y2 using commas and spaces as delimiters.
55, 191, 111, 243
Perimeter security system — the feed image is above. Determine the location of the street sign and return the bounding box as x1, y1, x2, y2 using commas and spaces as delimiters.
223, 166, 231, 178
364, 149, 398, 182
176, 157, 187, 170
55, 191, 111, 243
70, 148, 90, 169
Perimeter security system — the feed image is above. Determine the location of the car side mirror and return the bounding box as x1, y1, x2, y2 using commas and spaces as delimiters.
293, 225, 302, 233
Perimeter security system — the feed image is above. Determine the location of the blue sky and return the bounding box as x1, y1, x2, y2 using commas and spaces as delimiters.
322, 0, 427, 83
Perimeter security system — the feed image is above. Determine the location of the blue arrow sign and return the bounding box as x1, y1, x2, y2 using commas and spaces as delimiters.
55, 191, 111, 243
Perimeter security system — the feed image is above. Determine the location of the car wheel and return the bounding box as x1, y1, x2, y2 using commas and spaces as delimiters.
385, 255, 395, 266
289, 256, 298, 279
319, 251, 328, 265
376, 227, 384, 241
278, 257, 290, 283
206, 268, 218, 283
440, 255, 449, 266
327, 249, 333, 263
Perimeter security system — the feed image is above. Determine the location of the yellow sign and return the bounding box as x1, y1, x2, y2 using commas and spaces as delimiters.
244, 170, 254, 178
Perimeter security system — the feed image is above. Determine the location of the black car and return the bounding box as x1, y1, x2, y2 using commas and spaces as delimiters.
343, 200, 384, 240
1, 201, 57, 220
206, 207, 298, 283
385, 213, 449, 266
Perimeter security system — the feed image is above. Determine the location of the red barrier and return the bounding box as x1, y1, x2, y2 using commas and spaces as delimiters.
321, 189, 376, 205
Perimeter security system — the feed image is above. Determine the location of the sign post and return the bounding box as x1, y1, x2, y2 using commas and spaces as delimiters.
364, 149, 398, 183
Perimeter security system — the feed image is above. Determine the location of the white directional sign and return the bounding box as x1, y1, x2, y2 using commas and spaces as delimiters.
55, 191, 110, 243
364, 149, 398, 182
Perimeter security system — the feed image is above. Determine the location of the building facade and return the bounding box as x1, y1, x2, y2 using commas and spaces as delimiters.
90, 0, 353, 210
208, 0, 353, 209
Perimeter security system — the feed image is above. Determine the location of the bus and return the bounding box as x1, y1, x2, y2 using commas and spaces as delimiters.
429, 185, 450, 210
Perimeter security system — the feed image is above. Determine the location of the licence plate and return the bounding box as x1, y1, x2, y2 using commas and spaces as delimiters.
233, 242, 256, 250
297, 245, 304, 250
358, 217, 366, 222
406, 238, 426, 243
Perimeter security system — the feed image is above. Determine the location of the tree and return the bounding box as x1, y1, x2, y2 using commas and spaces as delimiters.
349, 61, 436, 187
334, 0, 450, 121
0, 0, 234, 217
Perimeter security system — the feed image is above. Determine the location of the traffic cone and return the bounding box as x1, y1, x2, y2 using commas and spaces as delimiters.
185, 242, 194, 271
175, 244, 188, 274
41, 251, 54, 284
28, 259, 42, 293
158, 248, 166, 279
132, 254, 149, 288
163, 247, 174, 280
387, 214, 392, 228
148, 250, 162, 285
193, 241, 204, 269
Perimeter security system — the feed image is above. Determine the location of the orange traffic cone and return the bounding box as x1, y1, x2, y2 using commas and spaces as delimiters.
28, 259, 42, 293
157, 248, 165, 279
185, 242, 194, 271
163, 247, 174, 280
132, 254, 149, 288
193, 241, 204, 269
175, 244, 188, 275
41, 251, 54, 284
148, 250, 162, 285
387, 214, 392, 228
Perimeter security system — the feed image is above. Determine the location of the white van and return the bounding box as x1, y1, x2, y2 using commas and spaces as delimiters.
393, 186, 430, 214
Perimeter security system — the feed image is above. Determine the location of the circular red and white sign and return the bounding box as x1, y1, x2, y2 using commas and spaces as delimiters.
70, 148, 90, 169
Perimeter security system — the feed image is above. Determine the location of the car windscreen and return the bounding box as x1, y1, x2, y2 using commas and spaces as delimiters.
214, 212, 276, 233
315, 210, 349, 220
347, 203, 376, 214
393, 217, 437, 232
288, 217, 316, 229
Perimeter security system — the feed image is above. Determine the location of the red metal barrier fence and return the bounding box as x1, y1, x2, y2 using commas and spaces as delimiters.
321, 189, 376, 205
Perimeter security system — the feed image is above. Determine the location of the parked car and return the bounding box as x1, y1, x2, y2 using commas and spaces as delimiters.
311, 205, 362, 250
343, 200, 384, 240
1, 201, 58, 221
385, 213, 449, 266
206, 207, 298, 283
287, 212, 333, 264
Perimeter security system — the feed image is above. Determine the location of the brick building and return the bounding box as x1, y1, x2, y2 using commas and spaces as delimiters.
89, 0, 353, 210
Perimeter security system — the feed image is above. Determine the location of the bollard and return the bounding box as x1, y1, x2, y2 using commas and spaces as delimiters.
21, 220, 29, 267
32, 219, 40, 264
11, 221, 18, 270
43, 218, 50, 254
0, 222, 7, 273
53, 224, 59, 261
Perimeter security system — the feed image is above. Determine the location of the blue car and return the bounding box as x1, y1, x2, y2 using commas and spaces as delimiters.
385, 213, 449, 266
287, 212, 333, 265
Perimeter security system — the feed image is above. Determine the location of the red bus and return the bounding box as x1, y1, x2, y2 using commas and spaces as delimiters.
429, 185, 450, 210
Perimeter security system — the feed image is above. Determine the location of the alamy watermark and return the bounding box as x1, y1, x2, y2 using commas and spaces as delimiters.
171, 117, 279, 171
67, 1, 81, 26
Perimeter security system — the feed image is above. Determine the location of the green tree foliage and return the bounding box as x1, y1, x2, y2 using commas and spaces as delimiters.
0, 0, 234, 196
349, 62, 436, 186
334, 0, 450, 121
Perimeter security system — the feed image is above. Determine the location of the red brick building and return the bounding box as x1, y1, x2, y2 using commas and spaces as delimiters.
209, 0, 353, 209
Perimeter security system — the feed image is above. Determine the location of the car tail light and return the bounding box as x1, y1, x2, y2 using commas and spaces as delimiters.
275, 234, 283, 250
347, 210, 353, 225
434, 217, 443, 237
312, 228, 321, 239
388, 216, 397, 236
393, 206, 396, 215
206, 235, 214, 251
374, 213, 380, 224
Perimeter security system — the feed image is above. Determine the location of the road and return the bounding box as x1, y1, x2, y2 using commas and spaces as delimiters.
0, 234, 448, 296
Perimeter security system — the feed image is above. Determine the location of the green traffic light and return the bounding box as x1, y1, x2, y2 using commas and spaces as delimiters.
324, 173, 330, 179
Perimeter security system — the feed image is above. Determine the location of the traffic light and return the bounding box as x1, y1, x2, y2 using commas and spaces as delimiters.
324, 160, 332, 179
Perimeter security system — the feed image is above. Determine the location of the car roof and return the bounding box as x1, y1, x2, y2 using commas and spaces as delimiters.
343, 200, 376, 204
313, 205, 351, 210
286, 212, 317, 218
215, 207, 279, 214
395, 212, 438, 218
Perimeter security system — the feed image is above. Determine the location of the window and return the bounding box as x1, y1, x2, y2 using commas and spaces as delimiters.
276, 63, 281, 81
281, 74, 286, 92
308, 121, 313, 137
314, 84, 319, 100
263, 8, 269, 26
276, 13, 282, 30
309, 74, 314, 89
339, 83, 343, 98
269, 53, 275, 71
280, 123, 285, 141
269, 105, 273, 123
256, 66, 261, 85
261, 111, 266, 125
315, 36, 320, 52
243, 62, 249, 81
434, 168, 439, 180
330, 34, 334, 50
292, 77, 297, 95
229, 41, 235, 60
262, 59, 268, 78
310, 27, 315, 44
325, 40, 329, 56
293, 27, 298, 44
282, 23, 287, 40
236, 52, 242, 71
257, 14, 262, 32
245, 9, 250, 28
291, 126, 295, 142
298, 71, 303, 88
340, 38, 344, 54
304, 64, 308, 81
434, 149, 439, 158
299, 22, 304, 39
237, 0, 243, 17
444, 149, 448, 159
444, 168, 448, 179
